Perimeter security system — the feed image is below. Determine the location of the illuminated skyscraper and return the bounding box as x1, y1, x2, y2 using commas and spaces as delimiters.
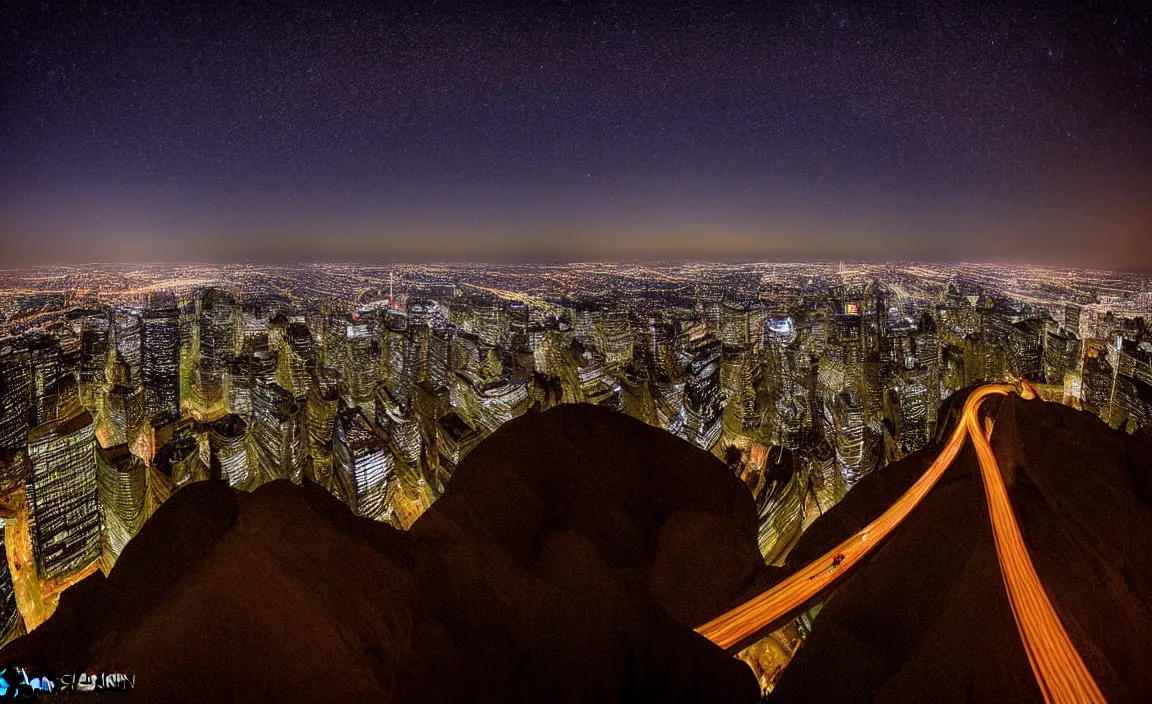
0, 346, 31, 452
333, 406, 393, 520
450, 371, 530, 436
208, 415, 249, 489
646, 319, 680, 382
95, 441, 147, 572
1008, 318, 1047, 380
305, 368, 339, 489
79, 312, 110, 389
375, 384, 420, 466
681, 334, 723, 450
719, 301, 750, 348
198, 289, 237, 390
1064, 303, 1083, 338
225, 355, 253, 418
407, 323, 432, 387
427, 327, 452, 392
828, 390, 874, 488
103, 381, 141, 448
1044, 328, 1081, 385
29, 336, 61, 427
249, 381, 306, 486
381, 310, 413, 407
141, 307, 180, 419
892, 368, 935, 453
113, 310, 142, 386
278, 322, 315, 397
594, 308, 633, 371
473, 303, 508, 348
340, 316, 378, 406
26, 409, 101, 582
240, 305, 271, 352
912, 312, 939, 370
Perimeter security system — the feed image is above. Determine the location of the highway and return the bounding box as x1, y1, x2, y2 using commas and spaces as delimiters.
696, 383, 1106, 704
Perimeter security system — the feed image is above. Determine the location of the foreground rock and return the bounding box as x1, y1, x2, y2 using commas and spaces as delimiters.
771, 393, 1152, 703
0, 404, 763, 703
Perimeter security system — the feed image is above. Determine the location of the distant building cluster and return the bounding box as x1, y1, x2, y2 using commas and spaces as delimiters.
0, 262, 1148, 646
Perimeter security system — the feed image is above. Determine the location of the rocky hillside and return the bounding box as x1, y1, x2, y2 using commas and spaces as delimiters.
770, 393, 1152, 703
0, 404, 767, 703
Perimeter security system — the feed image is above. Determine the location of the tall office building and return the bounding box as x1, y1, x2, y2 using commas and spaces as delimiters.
892, 368, 935, 453
305, 369, 339, 489
113, 310, 142, 386
249, 381, 306, 486
719, 301, 750, 349
277, 321, 315, 397
591, 308, 633, 371
681, 334, 724, 450
473, 303, 508, 348
79, 313, 110, 388
26, 409, 101, 582
0, 346, 31, 452
208, 415, 249, 489
95, 441, 147, 572
341, 317, 379, 406
1064, 303, 1083, 338
427, 327, 452, 392
828, 390, 875, 488
333, 406, 393, 520
198, 289, 237, 390
1044, 328, 1081, 385
375, 384, 421, 466
381, 310, 413, 407
225, 354, 253, 419
1008, 319, 1047, 380
240, 305, 271, 353
29, 336, 62, 427
101, 379, 144, 448
141, 307, 180, 419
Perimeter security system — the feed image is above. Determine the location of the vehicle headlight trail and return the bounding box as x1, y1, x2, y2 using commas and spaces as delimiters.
697, 383, 1105, 704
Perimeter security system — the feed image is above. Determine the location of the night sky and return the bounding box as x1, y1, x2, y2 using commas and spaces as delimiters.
2, 1, 1149, 264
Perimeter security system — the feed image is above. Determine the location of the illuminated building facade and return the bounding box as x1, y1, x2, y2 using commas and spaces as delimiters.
333, 406, 393, 520
0, 261, 1149, 629
198, 289, 237, 391
26, 409, 101, 582
95, 441, 147, 572
141, 307, 180, 419
249, 381, 306, 486
0, 347, 31, 453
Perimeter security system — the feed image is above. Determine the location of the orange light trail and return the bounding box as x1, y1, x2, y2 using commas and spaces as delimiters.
966, 393, 1105, 704
696, 383, 1105, 704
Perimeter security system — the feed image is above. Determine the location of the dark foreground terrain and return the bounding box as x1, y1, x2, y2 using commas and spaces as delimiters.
0, 405, 766, 703
4, 394, 1151, 702
770, 393, 1152, 703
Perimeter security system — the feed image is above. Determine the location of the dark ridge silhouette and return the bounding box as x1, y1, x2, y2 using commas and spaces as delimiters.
770, 394, 1152, 703
0, 404, 763, 703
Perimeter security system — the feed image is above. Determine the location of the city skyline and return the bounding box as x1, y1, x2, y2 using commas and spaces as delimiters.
3, 1, 1152, 699
0, 259, 1148, 697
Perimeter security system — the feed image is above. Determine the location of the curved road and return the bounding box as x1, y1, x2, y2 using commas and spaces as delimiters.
696, 383, 1105, 704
